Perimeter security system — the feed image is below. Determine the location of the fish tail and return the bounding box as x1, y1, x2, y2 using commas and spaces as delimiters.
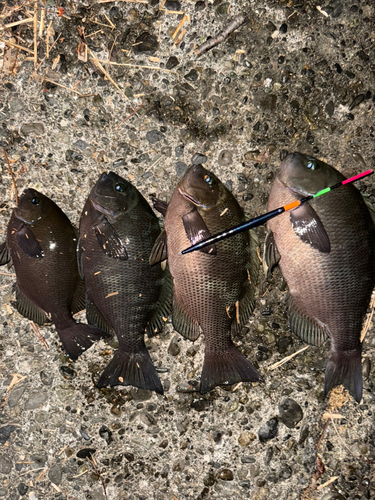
58, 323, 110, 361
324, 347, 362, 403
200, 344, 260, 394
96, 349, 163, 394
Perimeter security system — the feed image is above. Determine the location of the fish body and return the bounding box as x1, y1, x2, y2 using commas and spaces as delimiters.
264, 152, 375, 402
151, 165, 259, 393
0, 189, 108, 360
79, 172, 170, 394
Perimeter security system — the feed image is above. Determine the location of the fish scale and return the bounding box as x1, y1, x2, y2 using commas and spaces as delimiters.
265, 152, 375, 402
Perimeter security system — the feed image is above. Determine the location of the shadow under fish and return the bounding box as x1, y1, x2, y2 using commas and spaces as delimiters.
0, 188, 109, 360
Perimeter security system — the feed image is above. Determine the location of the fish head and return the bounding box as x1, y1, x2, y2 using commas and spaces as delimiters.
278, 152, 342, 197
179, 165, 225, 209
14, 189, 52, 223
90, 171, 139, 218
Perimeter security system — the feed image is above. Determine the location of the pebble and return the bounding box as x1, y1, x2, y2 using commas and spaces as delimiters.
17, 484, 28, 496
9, 96, 25, 113
0, 455, 12, 474
24, 390, 48, 410
165, 0, 181, 10
195, 1, 205, 11
166, 56, 179, 69
168, 335, 181, 356
99, 425, 113, 444
20, 123, 45, 136
175, 161, 188, 177
185, 69, 199, 82
218, 150, 233, 166
255, 93, 277, 113
258, 418, 279, 442
146, 130, 165, 144
219, 469, 234, 481
0, 426, 17, 445
7, 385, 26, 407
238, 431, 257, 447
73, 139, 89, 150
48, 464, 62, 485
276, 337, 292, 354
191, 153, 207, 165
133, 33, 159, 55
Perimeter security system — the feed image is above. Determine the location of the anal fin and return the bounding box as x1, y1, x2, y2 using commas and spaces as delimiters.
287, 294, 329, 347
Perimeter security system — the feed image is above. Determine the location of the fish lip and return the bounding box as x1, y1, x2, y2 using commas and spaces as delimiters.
286, 185, 315, 198
90, 198, 121, 219
13, 207, 40, 224
178, 187, 215, 209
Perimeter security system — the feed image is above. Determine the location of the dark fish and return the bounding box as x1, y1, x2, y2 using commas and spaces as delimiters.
150, 165, 260, 393
264, 152, 375, 402
0, 189, 108, 360
79, 172, 171, 394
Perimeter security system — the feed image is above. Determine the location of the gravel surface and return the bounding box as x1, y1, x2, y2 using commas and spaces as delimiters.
1, 1, 375, 499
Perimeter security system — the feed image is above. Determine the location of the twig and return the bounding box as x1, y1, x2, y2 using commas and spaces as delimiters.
1, 17, 33, 29
35, 31, 61, 72
33, 2, 37, 68
3, 147, 18, 204
317, 476, 339, 490
87, 457, 108, 500
268, 345, 309, 370
171, 15, 190, 41
97, 0, 147, 3
100, 57, 179, 74
174, 28, 186, 46
196, 14, 245, 56
115, 101, 146, 129
0, 38, 34, 54
43, 78, 83, 96
88, 48, 129, 100
29, 321, 49, 350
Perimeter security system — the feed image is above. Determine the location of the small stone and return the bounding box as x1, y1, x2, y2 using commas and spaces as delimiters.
146, 130, 165, 144
73, 139, 89, 150
238, 431, 256, 447
216, 2, 230, 18
255, 93, 277, 113
279, 398, 303, 429
192, 153, 207, 165
0, 425, 17, 445
213, 431, 222, 443
165, 0, 181, 10
17, 483, 28, 496
9, 96, 25, 113
0, 455, 12, 474
24, 390, 48, 410
40, 370, 53, 386
48, 464, 62, 485
241, 456, 256, 464
175, 144, 184, 157
20, 123, 45, 136
168, 335, 181, 356
279, 23, 287, 34
175, 161, 188, 177
185, 69, 199, 82
99, 425, 113, 444
55, 385, 75, 402
258, 418, 279, 442
133, 32, 159, 55
76, 448, 96, 459
219, 469, 234, 481
195, 1, 205, 11
218, 150, 233, 166
166, 56, 179, 70
276, 337, 292, 354
7, 384, 26, 408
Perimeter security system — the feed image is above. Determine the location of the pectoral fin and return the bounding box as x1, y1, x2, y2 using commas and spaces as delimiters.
16, 225, 44, 258
150, 230, 168, 266
150, 196, 168, 217
290, 202, 330, 253
182, 210, 217, 255
94, 218, 128, 260
0, 242, 12, 266
263, 230, 281, 276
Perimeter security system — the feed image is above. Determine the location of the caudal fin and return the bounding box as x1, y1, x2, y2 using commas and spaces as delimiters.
97, 349, 163, 394
200, 345, 260, 394
58, 323, 110, 361
324, 348, 362, 403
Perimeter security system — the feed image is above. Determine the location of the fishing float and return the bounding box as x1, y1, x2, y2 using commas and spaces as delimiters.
181, 169, 374, 255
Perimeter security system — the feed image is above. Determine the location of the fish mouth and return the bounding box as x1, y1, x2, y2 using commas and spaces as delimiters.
90, 198, 122, 219
178, 187, 215, 209
13, 207, 40, 224
286, 185, 315, 198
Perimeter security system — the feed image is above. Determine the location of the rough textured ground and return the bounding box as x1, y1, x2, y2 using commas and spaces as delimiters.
1, 0, 375, 499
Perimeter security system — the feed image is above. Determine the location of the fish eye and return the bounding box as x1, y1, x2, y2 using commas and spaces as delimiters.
306, 161, 316, 170
31, 197, 40, 205
204, 174, 216, 186
115, 183, 126, 192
